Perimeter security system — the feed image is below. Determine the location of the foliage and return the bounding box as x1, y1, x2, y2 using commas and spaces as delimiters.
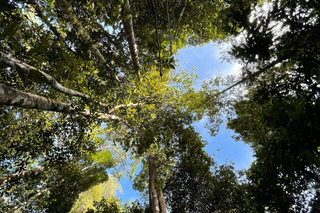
85, 198, 145, 213
164, 127, 256, 213
219, 0, 320, 211
70, 176, 121, 213
0, 0, 269, 212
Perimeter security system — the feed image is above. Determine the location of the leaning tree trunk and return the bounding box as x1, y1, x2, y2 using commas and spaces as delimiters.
121, 0, 140, 79
0, 84, 125, 122
149, 154, 167, 213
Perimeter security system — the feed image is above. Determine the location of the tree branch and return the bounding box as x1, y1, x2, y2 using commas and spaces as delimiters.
0, 51, 90, 99
108, 102, 144, 114
57, 0, 120, 82
150, 0, 163, 76
215, 61, 279, 96
166, 0, 172, 56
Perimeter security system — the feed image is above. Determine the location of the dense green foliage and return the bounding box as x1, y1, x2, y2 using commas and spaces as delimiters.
222, 0, 320, 212
1, 0, 319, 212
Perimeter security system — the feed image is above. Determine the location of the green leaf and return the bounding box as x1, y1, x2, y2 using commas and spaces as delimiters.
33, 55, 47, 63
280, 126, 287, 136
1, 21, 18, 38
28, 69, 47, 84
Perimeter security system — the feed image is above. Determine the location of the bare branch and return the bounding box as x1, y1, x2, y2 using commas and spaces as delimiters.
108, 102, 144, 114
215, 61, 279, 96
0, 51, 90, 99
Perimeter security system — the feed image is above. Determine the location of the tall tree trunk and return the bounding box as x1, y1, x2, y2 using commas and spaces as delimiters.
121, 0, 140, 79
149, 155, 167, 213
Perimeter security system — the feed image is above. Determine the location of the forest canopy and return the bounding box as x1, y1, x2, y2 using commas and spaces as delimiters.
0, 0, 319, 212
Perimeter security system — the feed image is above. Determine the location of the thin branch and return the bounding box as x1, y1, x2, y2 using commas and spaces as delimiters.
121, 0, 141, 79
26, 0, 74, 53
57, 0, 120, 82
108, 102, 144, 114
8, 187, 51, 213
0, 51, 90, 99
8, 179, 65, 213
173, 0, 187, 42
215, 61, 279, 96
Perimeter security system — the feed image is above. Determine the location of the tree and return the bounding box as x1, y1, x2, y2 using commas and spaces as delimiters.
0, 0, 252, 211
203, 0, 320, 211
163, 127, 256, 213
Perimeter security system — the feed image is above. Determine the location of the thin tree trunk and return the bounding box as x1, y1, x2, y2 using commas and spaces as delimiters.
0, 51, 90, 99
149, 155, 160, 213
157, 183, 167, 213
121, 0, 140, 79
173, 0, 187, 42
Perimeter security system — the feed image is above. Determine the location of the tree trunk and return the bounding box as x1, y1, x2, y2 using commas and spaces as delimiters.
149, 155, 167, 213
0, 84, 77, 113
0, 51, 90, 99
0, 84, 125, 122
121, 0, 140, 79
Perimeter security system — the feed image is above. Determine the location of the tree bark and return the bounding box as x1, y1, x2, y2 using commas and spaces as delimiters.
149, 155, 167, 213
0, 84, 125, 122
121, 0, 140, 79
149, 155, 160, 213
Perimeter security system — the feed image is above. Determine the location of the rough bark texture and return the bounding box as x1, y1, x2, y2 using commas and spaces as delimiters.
121, 0, 140, 79
149, 155, 167, 213
0, 51, 90, 99
0, 84, 77, 113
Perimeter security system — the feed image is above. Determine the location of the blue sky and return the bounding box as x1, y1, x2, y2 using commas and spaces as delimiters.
117, 42, 254, 202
